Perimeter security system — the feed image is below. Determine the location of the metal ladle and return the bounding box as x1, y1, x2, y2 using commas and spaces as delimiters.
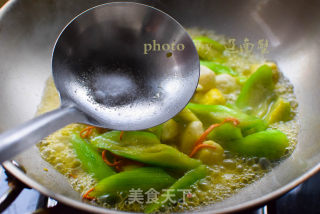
0, 2, 199, 162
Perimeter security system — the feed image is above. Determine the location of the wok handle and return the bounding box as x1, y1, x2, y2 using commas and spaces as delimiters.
0, 165, 27, 213
0, 182, 24, 212
0, 106, 85, 163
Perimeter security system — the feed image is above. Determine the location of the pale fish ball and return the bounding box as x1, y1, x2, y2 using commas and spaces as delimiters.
199, 65, 216, 92
194, 140, 224, 165
180, 121, 204, 154
215, 73, 237, 93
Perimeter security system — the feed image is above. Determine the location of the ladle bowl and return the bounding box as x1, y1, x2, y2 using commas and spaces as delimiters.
0, 2, 200, 162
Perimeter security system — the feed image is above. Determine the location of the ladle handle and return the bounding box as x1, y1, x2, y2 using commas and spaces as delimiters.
0, 106, 85, 163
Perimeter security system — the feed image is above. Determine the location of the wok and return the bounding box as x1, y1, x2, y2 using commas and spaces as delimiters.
0, 0, 320, 213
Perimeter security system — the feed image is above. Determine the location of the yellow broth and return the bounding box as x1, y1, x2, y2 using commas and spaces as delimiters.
37, 30, 298, 212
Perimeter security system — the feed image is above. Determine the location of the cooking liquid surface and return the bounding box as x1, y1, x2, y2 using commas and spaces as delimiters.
37, 29, 299, 212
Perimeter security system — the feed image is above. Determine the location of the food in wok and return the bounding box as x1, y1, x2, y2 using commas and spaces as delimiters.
37, 30, 298, 213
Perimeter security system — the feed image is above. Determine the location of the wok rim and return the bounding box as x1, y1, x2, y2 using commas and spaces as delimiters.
3, 160, 320, 213
1, 0, 320, 213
